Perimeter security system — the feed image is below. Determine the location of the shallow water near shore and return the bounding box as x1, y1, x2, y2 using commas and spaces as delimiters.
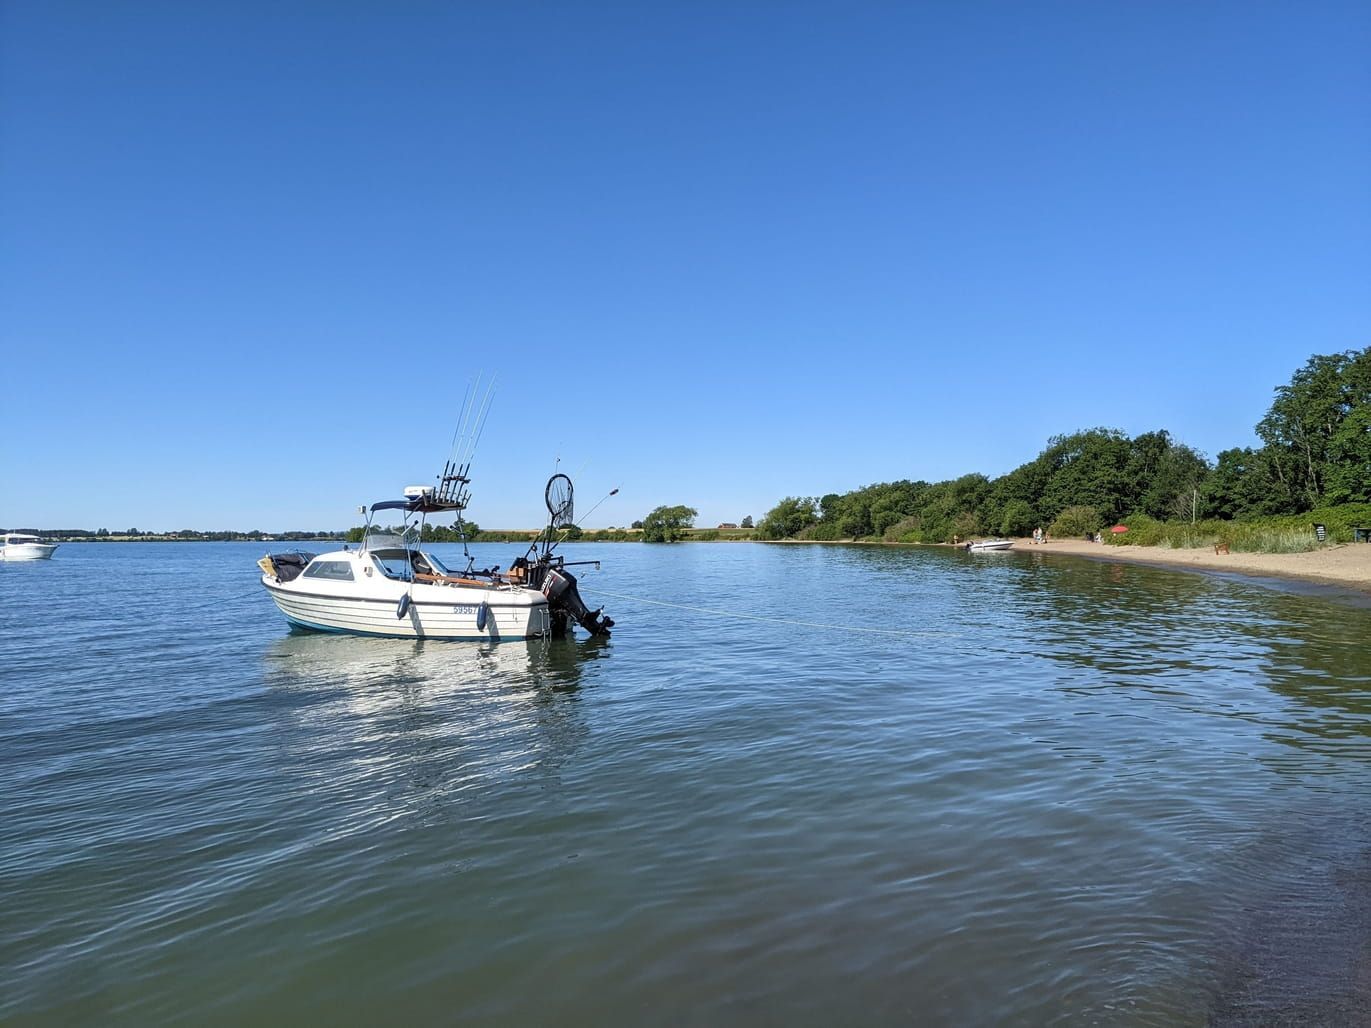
4, 541, 1371, 1023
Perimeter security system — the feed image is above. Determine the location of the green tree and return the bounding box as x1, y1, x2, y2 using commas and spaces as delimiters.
1124, 430, 1172, 516
1325, 405, 1371, 504
756, 497, 818, 539
641, 505, 697, 542
747, 346, 1371, 540
1144, 441, 1211, 521
1205, 447, 1289, 518
1256, 348, 1371, 510
999, 499, 1037, 537
741, 515, 753, 529
836, 510, 870, 539
1037, 429, 1132, 522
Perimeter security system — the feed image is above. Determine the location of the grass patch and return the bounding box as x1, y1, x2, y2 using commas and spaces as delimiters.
1105, 503, 1371, 553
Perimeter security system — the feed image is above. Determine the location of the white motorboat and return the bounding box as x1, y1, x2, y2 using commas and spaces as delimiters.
260, 470, 614, 642
965, 539, 1014, 552
0, 533, 59, 560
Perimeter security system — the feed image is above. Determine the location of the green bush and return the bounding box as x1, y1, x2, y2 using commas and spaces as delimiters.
1000, 500, 1038, 538
952, 511, 982, 541
1267, 502, 1371, 543
1049, 505, 1103, 539
809, 521, 846, 541
1100, 505, 1371, 552
1104, 514, 1164, 546
883, 515, 921, 542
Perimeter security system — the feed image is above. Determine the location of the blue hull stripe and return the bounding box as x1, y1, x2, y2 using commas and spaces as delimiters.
282, 611, 514, 641
265, 580, 542, 610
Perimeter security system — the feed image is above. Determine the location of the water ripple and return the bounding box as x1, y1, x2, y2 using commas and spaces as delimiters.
3, 542, 1371, 1022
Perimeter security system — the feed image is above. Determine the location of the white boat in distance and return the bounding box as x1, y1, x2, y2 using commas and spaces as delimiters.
965, 539, 1014, 552
260, 472, 614, 642
1, 533, 59, 560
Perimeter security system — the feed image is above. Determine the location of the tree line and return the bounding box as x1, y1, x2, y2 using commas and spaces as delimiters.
9, 529, 348, 542
755, 347, 1371, 543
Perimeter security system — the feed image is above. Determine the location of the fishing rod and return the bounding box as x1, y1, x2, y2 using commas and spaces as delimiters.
448, 373, 481, 467
576, 486, 621, 528
548, 485, 620, 549
457, 375, 498, 468
447, 380, 472, 463
467, 376, 498, 458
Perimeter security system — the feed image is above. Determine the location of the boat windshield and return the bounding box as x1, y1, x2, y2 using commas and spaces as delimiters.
363, 531, 411, 552
370, 549, 455, 581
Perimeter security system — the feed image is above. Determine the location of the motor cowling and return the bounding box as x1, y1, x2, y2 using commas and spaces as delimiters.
541, 568, 613, 637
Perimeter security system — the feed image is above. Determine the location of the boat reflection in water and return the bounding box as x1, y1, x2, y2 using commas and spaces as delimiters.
261, 630, 611, 817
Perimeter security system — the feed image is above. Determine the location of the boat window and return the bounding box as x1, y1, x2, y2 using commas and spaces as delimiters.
302, 560, 355, 581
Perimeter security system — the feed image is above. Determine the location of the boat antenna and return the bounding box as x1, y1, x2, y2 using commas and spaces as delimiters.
358, 504, 372, 549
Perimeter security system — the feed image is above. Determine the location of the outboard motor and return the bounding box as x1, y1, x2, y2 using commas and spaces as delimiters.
541, 567, 614, 637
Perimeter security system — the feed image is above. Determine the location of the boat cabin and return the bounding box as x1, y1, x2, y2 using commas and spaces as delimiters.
361, 534, 462, 583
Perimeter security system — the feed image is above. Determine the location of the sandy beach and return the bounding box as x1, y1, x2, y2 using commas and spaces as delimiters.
1024, 537, 1371, 596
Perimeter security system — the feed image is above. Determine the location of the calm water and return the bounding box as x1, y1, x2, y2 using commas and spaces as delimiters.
3, 542, 1371, 1024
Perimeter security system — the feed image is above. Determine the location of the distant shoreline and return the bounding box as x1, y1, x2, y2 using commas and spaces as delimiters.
30, 536, 347, 544
37, 535, 1371, 596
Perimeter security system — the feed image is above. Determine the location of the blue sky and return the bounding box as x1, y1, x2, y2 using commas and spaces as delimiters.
2, 2, 1368, 531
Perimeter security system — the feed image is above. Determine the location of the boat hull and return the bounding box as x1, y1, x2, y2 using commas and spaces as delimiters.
263, 576, 550, 640
0, 543, 59, 560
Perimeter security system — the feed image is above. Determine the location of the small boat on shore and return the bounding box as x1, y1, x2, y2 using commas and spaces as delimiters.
1, 533, 59, 560
966, 539, 1014, 552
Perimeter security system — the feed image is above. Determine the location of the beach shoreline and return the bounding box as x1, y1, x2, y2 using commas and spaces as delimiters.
766, 535, 1371, 597
1020, 536, 1371, 596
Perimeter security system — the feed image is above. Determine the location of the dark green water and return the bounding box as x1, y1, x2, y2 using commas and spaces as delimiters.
3, 542, 1370, 1023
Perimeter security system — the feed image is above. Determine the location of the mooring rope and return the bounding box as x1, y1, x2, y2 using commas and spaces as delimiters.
580, 586, 956, 639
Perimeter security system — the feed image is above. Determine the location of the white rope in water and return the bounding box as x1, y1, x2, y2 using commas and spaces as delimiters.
581, 586, 957, 639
